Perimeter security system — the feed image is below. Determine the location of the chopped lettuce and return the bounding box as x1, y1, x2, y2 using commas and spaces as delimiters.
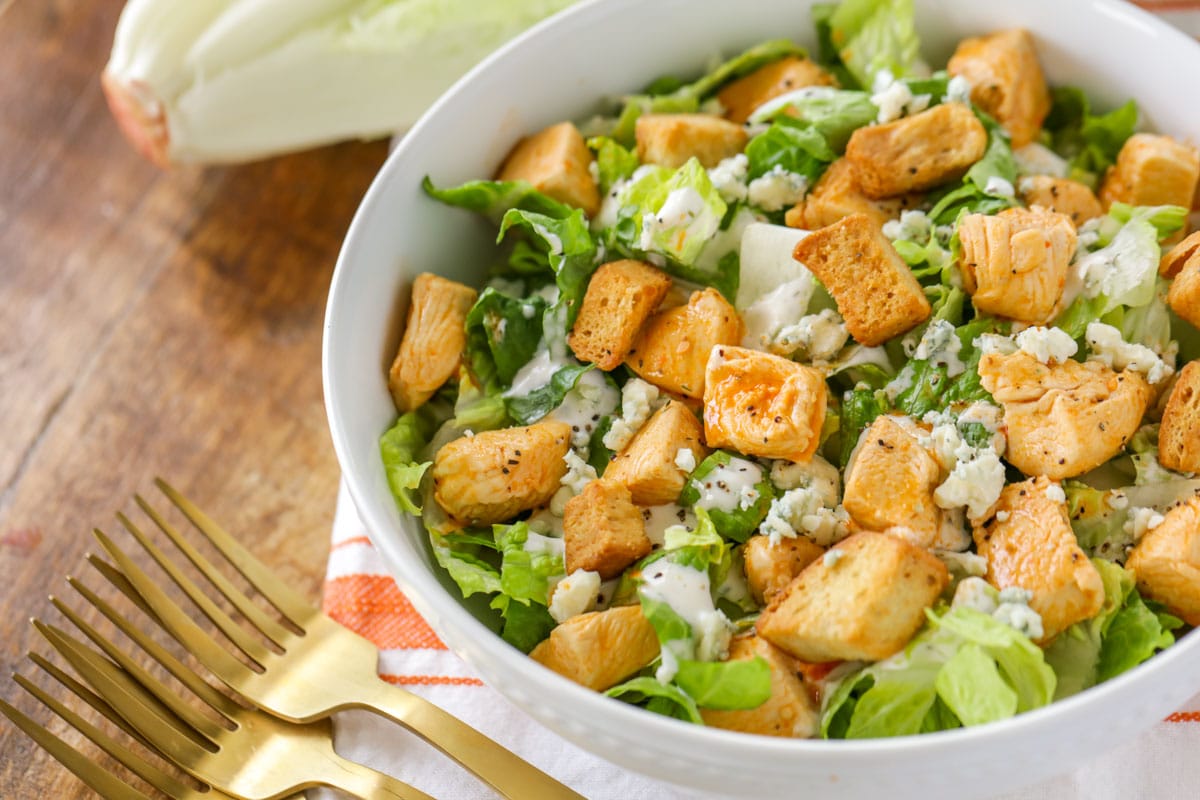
605, 677, 703, 723
839, 387, 889, 466
819, 0, 923, 90
1044, 559, 1178, 698
610, 39, 806, 144
822, 606, 1056, 738
672, 657, 772, 711
464, 288, 547, 389
928, 113, 1018, 224
747, 88, 877, 152
380, 393, 453, 515
587, 136, 639, 192
745, 117, 836, 183
678, 452, 776, 543
494, 521, 566, 606
1043, 87, 1138, 188
429, 530, 503, 599
497, 207, 597, 328
889, 315, 1007, 418
422, 176, 574, 223
492, 593, 557, 653
505, 363, 593, 425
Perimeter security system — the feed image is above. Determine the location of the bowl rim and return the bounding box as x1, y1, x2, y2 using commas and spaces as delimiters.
324, 0, 1200, 761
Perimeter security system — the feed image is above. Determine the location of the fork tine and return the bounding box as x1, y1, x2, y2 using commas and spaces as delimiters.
86, 554, 160, 623
113, 514, 275, 667
65, 576, 241, 719
27, 651, 148, 748
48, 596, 231, 742
0, 696, 156, 800
91, 527, 262, 685
14, 671, 199, 799
155, 478, 313, 625
35, 621, 216, 766
135, 493, 295, 647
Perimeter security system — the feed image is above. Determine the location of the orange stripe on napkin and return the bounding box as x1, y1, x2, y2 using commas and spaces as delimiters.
1166, 712, 1200, 723
323, 574, 447, 651
382, 674, 485, 687
332, 535, 374, 551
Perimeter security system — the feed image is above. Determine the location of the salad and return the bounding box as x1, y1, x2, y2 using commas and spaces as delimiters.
379, 0, 1200, 739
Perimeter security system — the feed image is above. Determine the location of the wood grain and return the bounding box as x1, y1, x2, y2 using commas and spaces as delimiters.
0, 1, 388, 796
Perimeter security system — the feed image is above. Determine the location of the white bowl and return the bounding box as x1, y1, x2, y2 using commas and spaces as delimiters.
324, 2, 1200, 797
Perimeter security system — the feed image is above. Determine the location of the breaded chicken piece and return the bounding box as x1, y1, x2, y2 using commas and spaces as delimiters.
703, 345, 828, 463
958, 207, 1077, 324
604, 400, 708, 506
974, 477, 1105, 641
388, 273, 477, 412
947, 28, 1051, 148
700, 634, 820, 737
432, 421, 571, 524
496, 121, 601, 216
979, 351, 1152, 480
842, 416, 941, 547
530, 606, 660, 690
626, 288, 742, 399
1126, 496, 1200, 627
1018, 176, 1104, 228
743, 534, 826, 605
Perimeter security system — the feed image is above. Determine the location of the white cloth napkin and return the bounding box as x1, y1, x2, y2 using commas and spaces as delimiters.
313, 483, 1200, 800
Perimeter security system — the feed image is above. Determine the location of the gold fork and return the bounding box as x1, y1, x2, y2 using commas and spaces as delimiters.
94, 479, 583, 800
34, 584, 434, 800
2, 650, 286, 800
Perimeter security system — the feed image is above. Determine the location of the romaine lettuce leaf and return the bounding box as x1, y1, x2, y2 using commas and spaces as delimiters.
494, 521, 565, 607
497, 207, 597, 328
1044, 559, 1178, 698
890, 315, 1007, 418
422, 176, 574, 223
429, 530, 503, 599
839, 387, 889, 466
673, 656, 772, 711
678, 452, 776, 543
586, 136, 639, 193
610, 39, 806, 145
822, 606, 1056, 738
747, 88, 878, 152
491, 593, 557, 653
928, 113, 1018, 225
1043, 87, 1138, 188
745, 117, 836, 183
605, 676, 703, 723
464, 288, 546, 388
505, 363, 593, 425
823, 0, 923, 90
380, 394, 453, 515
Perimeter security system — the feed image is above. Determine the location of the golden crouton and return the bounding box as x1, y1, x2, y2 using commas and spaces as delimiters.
1167, 248, 1200, 328
756, 531, 949, 662
743, 534, 826, 605
947, 28, 1051, 148
635, 113, 749, 169
496, 121, 601, 217
1018, 176, 1104, 228
958, 207, 1077, 324
842, 416, 941, 546
1099, 134, 1200, 221
530, 605, 660, 690
568, 260, 672, 370
700, 634, 819, 738
388, 273, 478, 413
432, 421, 571, 525
979, 352, 1151, 480
844, 103, 988, 198
717, 56, 837, 125
626, 287, 742, 398
1126, 496, 1200, 626
604, 400, 708, 505
974, 478, 1105, 641
1158, 361, 1200, 472
1161, 231, 1200, 279
703, 346, 827, 462
793, 213, 931, 346
785, 158, 923, 230
563, 480, 652, 579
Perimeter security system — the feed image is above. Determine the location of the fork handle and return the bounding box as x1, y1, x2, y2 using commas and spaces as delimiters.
316, 750, 437, 800
352, 678, 586, 800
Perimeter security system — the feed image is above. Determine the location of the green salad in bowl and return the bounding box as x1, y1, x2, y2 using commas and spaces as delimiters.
375, 0, 1200, 741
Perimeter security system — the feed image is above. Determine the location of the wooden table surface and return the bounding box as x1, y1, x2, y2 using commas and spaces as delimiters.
0, 1, 389, 795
